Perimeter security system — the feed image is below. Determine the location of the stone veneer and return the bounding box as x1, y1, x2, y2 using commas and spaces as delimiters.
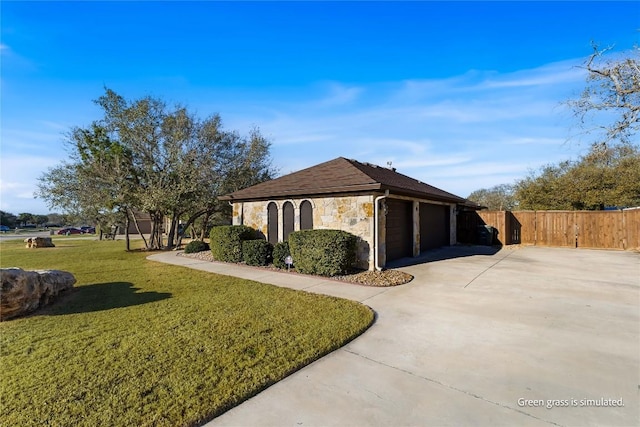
232, 195, 458, 271
233, 195, 376, 270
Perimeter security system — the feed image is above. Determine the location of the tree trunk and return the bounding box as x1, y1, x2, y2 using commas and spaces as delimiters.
124, 213, 131, 251
199, 211, 211, 240
128, 208, 149, 249
148, 212, 164, 250
175, 208, 211, 248
149, 218, 158, 250
165, 213, 180, 250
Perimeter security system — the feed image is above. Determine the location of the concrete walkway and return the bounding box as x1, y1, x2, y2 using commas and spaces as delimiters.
146, 252, 392, 303
147, 247, 640, 427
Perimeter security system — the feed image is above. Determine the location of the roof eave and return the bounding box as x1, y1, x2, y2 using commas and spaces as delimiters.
220, 183, 383, 202
379, 185, 467, 205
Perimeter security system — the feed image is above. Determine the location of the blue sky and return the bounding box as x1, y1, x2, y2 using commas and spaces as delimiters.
1, 1, 638, 215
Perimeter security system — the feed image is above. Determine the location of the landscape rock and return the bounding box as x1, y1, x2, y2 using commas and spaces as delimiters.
0, 268, 76, 321
179, 250, 413, 286
24, 237, 55, 248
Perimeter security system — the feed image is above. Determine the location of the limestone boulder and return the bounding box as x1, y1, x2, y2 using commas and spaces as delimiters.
24, 237, 55, 248
0, 268, 76, 320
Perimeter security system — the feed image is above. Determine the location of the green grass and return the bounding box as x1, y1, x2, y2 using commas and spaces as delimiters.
0, 239, 374, 426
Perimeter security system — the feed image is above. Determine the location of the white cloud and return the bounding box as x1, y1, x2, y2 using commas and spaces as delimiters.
40, 120, 70, 131
507, 136, 565, 146
226, 58, 587, 197
390, 156, 473, 169
0, 154, 65, 214
479, 62, 586, 89
2, 56, 594, 211
1, 128, 67, 151
313, 82, 364, 108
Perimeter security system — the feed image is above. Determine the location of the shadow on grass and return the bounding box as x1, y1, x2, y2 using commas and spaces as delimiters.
44, 282, 171, 316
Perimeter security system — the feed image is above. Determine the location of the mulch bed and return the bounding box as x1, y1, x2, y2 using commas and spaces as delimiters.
178, 251, 413, 287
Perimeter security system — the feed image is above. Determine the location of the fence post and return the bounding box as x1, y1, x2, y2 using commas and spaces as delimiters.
534, 211, 537, 246
574, 211, 578, 248
622, 209, 627, 250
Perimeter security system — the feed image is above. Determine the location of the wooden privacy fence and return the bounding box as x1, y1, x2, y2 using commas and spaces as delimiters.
458, 208, 640, 250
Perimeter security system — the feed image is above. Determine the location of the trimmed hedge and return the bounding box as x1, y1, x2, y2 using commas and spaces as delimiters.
288, 229, 357, 276
209, 225, 256, 263
184, 240, 210, 254
272, 241, 291, 269
242, 240, 273, 266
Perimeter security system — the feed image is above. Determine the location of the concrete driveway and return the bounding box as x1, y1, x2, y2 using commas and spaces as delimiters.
202, 246, 639, 427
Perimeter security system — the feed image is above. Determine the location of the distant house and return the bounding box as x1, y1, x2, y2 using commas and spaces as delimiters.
219, 157, 478, 270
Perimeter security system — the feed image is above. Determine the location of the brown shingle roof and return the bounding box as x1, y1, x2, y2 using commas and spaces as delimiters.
219, 157, 469, 204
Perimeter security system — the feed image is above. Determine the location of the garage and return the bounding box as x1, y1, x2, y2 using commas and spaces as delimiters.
385, 199, 413, 261
221, 157, 474, 270
420, 203, 450, 250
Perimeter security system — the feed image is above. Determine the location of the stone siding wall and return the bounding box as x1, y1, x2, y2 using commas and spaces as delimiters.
232, 195, 376, 270
231, 195, 458, 271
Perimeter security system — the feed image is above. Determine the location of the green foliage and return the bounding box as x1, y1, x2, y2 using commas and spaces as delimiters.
209, 225, 256, 262
0, 211, 17, 228
272, 241, 291, 269
467, 184, 517, 210
288, 229, 357, 276
17, 213, 35, 226
515, 144, 640, 210
37, 88, 275, 251
510, 46, 640, 212
183, 240, 210, 254
242, 239, 273, 266
0, 239, 373, 427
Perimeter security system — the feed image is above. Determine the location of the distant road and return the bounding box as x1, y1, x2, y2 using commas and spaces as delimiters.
0, 231, 96, 242
0, 232, 144, 242
0, 231, 52, 242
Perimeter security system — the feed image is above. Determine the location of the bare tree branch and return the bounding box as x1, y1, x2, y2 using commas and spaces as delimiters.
568, 44, 640, 146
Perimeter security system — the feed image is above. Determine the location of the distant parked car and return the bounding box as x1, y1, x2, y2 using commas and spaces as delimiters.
57, 227, 84, 235
80, 226, 96, 234
0, 225, 10, 232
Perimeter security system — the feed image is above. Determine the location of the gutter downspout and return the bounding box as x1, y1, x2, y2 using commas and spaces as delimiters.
228, 201, 242, 225
374, 190, 389, 271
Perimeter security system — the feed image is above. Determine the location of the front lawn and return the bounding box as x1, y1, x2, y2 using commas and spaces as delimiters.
0, 239, 374, 426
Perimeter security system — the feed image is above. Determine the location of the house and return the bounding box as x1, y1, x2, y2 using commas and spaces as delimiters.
219, 157, 477, 270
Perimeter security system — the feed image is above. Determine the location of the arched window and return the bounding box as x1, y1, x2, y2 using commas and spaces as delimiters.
283, 201, 294, 241
267, 202, 278, 244
300, 200, 313, 230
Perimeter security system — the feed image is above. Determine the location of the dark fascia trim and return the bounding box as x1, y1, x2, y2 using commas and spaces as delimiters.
379, 185, 467, 205
220, 185, 467, 205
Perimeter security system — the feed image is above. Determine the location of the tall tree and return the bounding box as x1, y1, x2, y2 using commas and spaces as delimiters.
37, 123, 133, 245
467, 184, 517, 210
17, 213, 34, 227
37, 88, 274, 250
0, 211, 17, 228
515, 45, 640, 211
567, 44, 639, 146
33, 215, 49, 226
514, 144, 640, 210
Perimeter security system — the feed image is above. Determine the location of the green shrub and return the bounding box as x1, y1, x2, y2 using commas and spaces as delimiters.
288, 229, 357, 276
184, 240, 210, 254
272, 241, 291, 269
209, 225, 256, 263
242, 239, 273, 266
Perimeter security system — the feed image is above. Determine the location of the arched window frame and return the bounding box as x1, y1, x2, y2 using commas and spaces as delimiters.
282, 201, 295, 241
300, 199, 314, 230
267, 201, 278, 244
